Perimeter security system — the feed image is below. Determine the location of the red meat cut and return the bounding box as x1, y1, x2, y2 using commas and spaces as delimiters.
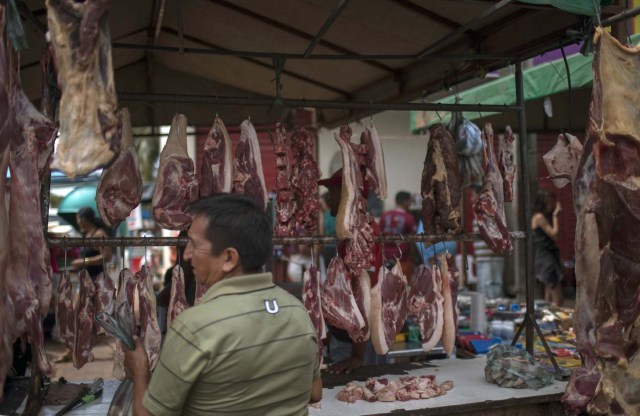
152, 114, 199, 230
168, 265, 189, 328
200, 116, 232, 197
97, 108, 143, 228
302, 266, 325, 365
408, 265, 444, 352
371, 261, 408, 354
498, 126, 516, 201
233, 119, 268, 210
321, 256, 365, 341
73, 270, 96, 369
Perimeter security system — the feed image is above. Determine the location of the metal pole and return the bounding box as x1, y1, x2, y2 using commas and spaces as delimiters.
47, 231, 526, 248
416, 0, 515, 59
110, 42, 517, 61
117, 92, 521, 113
515, 61, 534, 355
304, 0, 351, 58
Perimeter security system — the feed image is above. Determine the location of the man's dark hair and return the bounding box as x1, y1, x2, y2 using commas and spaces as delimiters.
188, 194, 272, 273
395, 191, 411, 205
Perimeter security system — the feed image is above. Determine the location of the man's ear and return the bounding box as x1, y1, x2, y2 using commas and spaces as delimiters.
221, 247, 240, 273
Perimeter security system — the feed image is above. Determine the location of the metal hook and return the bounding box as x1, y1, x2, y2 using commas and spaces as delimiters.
102, 236, 107, 272
121, 236, 125, 270
435, 110, 443, 122
311, 244, 316, 269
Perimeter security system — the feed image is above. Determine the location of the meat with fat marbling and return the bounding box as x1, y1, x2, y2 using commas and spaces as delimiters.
371, 261, 408, 354
152, 114, 199, 230
93, 273, 115, 335
56, 270, 74, 350
543, 132, 583, 189
302, 266, 325, 365
96, 108, 143, 228
73, 270, 96, 369
233, 119, 268, 210
137, 266, 161, 371
46, 0, 119, 178
498, 126, 516, 201
290, 128, 321, 236
321, 256, 365, 341
200, 116, 232, 197
167, 265, 189, 328
408, 265, 444, 352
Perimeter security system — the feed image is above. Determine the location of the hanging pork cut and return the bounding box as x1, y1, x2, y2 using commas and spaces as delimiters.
335, 126, 375, 277
273, 123, 295, 236
113, 268, 135, 380
137, 265, 161, 371
360, 121, 388, 200
46, 0, 119, 178
498, 126, 516, 202
291, 128, 322, 236
0, 4, 12, 155
7, 89, 57, 375
421, 124, 462, 235
473, 123, 512, 254
73, 270, 96, 369
440, 254, 459, 355
167, 265, 189, 328
152, 114, 199, 230
543, 132, 583, 189
56, 270, 74, 350
371, 261, 408, 354
302, 266, 326, 365
93, 273, 115, 335
0, 147, 14, 400
408, 265, 444, 352
200, 116, 232, 198
97, 108, 143, 228
351, 269, 372, 343
194, 282, 208, 305
562, 27, 640, 416
321, 256, 365, 340
233, 119, 268, 210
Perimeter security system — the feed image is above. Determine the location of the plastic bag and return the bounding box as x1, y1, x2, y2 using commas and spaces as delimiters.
484, 345, 554, 389
455, 119, 483, 156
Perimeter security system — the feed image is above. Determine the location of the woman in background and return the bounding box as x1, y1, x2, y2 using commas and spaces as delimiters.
531, 190, 563, 307
71, 206, 113, 278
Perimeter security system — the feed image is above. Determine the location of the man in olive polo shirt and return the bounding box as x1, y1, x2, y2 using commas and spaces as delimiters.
125, 194, 322, 416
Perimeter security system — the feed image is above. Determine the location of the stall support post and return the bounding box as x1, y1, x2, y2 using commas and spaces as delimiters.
514, 61, 535, 355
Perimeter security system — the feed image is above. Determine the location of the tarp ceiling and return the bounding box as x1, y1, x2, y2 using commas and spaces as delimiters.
17, 0, 625, 128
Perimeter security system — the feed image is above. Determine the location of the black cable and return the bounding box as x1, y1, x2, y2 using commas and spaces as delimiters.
559, 36, 572, 133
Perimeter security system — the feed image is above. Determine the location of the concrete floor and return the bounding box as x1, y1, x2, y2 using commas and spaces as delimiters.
46, 338, 118, 382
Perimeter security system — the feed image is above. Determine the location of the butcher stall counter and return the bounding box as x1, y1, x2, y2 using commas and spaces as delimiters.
314, 357, 567, 416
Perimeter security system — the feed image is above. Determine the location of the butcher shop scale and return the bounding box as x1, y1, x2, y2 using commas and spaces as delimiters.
6, 0, 639, 414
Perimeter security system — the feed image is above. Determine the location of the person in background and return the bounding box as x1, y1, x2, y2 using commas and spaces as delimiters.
416, 221, 457, 268
318, 169, 385, 374
380, 191, 417, 279
532, 189, 563, 307
125, 194, 322, 415
71, 206, 113, 279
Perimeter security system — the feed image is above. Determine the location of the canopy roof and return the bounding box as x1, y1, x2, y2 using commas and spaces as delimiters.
18, 0, 624, 128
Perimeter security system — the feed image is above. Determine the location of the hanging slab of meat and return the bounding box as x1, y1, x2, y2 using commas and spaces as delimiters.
137, 265, 161, 371
46, 0, 120, 179
56, 270, 74, 350
93, 273, 115, 335
97, 108, 143, 228
408, 265, 444, 352
152, 114, 199, 230
440, 253, 459, 355
473, 123, 513, 254
0, 148, 15, 400
113, 268, 135, 380
350, 269, 372, 343
200, 116, 232, 198
291, 128, 322, 236
371, 261, 408, 354
592, 28, 640, 191
8, 93, 56, 374
273, 123, 295, 236
335, 126, 375, 277
167, 265, 189, 328
360, 121, 388, 200
194, 281, 208, 305
498, 126, 516, 201
73, 270, 96, 369
302, 266, 326, 365
0, 6, 13, 155
421, 124, 462, 235
321, 256, 365, 340
232, 119, 268, 210
547, 132, 584, 187
543, 133, 583, 189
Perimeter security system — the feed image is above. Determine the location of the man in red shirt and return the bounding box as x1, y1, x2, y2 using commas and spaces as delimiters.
380, 191, 416, 280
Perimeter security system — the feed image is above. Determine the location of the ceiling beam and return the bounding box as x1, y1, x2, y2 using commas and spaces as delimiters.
416, 0, 514, 59
304, 0, 351, 58
205, 0, 398, 75
159, 27, 351, 98
388, 0, 461, 30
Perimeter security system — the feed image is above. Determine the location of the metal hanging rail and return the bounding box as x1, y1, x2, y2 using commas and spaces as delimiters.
110, 42, 517, 61
47, 231, 526, 248
117, 92, 520, 112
